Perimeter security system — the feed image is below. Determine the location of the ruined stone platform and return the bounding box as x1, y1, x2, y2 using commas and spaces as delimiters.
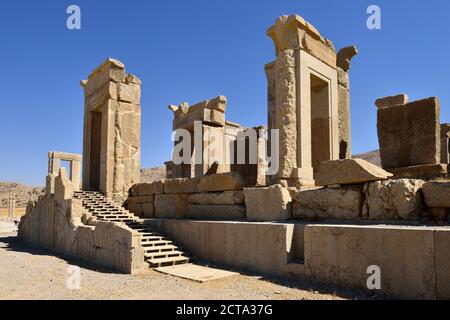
144, 218, 450, 299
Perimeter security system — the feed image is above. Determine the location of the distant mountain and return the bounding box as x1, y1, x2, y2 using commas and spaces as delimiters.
353, 149, 381, 167
0, 182, 44, 208
140, 165, 166, 183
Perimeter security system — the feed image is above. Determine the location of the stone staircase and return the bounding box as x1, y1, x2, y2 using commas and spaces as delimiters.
74, 191, 191, 268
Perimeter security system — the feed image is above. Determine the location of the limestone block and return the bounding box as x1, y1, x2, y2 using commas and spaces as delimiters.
83, 58, 126, 95
141, 203, 154, 218
46, 174, 56, 195
434, 230, 450, 299
185, 205, 245, 220
377, 97, 441, 169
275, 49, 297, 178
304, 225, 436, 299
154, 194, 189, 218
363, 179, 425, 220
188, 191, 244, 205
164, 178, 199, 194
387, 164, 448, 179
315, 159, 392, 186
293, 186, 363, 220
301, 33, 337, 68
337, 45, 358, 72
130, 181, 164, 196
442, 123, 450, 138
117, 83, 133, 103
127, 203, 143, 217
244, 185, 292, 221
127, 195, 154, 205
197, 173, 245, 193
375, 94, 408, 109
422, 182, 450, 208
338, 72, 351, 159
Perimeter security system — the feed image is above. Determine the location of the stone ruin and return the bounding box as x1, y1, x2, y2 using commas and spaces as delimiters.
17, 14, 450, 299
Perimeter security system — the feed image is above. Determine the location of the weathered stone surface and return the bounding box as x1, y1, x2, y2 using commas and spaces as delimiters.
146, 219, 296, 276
337, 45, 358, 72
375, 94, 409, 109
387, 164, 448, 179
188, 191, 244, 205
442, 124, 450, 138
363, 179, 426, 220
164, 178, 198, 194
267, 15, 337, 68
141, 202, 154, 218
275, 49, 297, 178
197, 173, 245, 193
154, 194, 189, 218
244, 185, 292, 221
127, 203, 143, 217
315, 159, 392, 186
422, 182, 450, 208
130, 181, 164, 196
304, 225, 436, 299
82, 58, 141, 202
434, 230, 450, 299
293, 186, 363, 220
185, 205, 245, 220
18, 170, 145, 274
377, 97, 441, 169
338, 69, 351, 159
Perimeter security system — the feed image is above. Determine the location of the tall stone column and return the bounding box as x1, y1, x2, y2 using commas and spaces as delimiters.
8, 195, 15, 218
275, 49, 298, 179
337, 46, 358, 159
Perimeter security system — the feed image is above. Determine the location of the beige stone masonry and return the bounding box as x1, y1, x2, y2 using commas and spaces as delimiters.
185, 205, 246, 220
197, 173, 245, 193
315, 158, 392, 186
375, 94, 409, 109
81, 58, 141, 202
293, 186, 363, 220
377, 97, 441, 170
244, 185, 292, 221
422, 182, 450, 208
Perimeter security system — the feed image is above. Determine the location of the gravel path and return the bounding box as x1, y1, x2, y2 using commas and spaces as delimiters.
0, 228, 352, 300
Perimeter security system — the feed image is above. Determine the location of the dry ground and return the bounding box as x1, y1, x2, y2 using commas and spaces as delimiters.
0, 220, 361, 300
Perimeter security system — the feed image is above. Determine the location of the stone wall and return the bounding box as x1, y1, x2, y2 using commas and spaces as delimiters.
126, 167, 447, 223
304, 224, 450, 299
18, 170, 145, 274
125, 173, 247, 220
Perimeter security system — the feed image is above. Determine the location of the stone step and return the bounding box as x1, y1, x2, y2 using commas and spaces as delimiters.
143, 245, 178, 253
139, 235, 165, 241
141, 240, 173, 246
96, 215, 134, 219
144, 250, 183, 260
146, 256, 190, 268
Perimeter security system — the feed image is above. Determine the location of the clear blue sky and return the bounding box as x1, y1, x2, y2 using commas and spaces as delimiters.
0, 0, 449, 186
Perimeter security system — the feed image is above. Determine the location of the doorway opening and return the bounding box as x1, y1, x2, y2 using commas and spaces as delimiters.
310, 73, 331, 174
89, 111, 102, 191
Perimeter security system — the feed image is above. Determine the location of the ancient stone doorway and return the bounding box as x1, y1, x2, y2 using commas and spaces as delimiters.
88, 111, 102, 191
310, 73, 332, 173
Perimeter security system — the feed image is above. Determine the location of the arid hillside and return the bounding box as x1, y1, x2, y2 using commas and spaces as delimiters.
353, 149, 381, 167
0, 183, 43, 208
